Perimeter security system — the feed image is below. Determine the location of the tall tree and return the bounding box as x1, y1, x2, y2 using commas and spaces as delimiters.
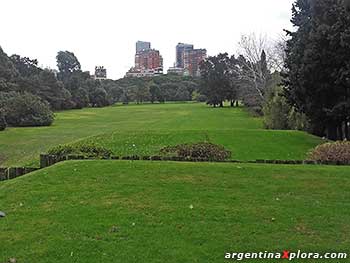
0, 46, 18, 92
236, 34, 272, 113
199, 53, 236, 107
283, 0, 350, 140
56, 51, 81, 81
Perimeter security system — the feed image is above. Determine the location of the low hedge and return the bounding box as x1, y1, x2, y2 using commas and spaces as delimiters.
48, 142, 112, 159
160, 142, 231, 161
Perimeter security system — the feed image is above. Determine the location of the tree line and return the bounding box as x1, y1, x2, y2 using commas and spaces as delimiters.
198, 0, 350, 141
0, 47, 199, 131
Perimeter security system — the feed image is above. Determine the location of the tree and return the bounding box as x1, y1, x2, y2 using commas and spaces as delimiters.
0, 46, 18, 91
149, 84, 160, 103
236, 34, 272, 113
283, 0, 350, 140
89, 87, 109, 107
0, 109, 6, 131
56, 51, 81, 81
10, 55, 41, 77
174, 84, 191, 101
199, 53, 236, 107
3, 92, 54, 127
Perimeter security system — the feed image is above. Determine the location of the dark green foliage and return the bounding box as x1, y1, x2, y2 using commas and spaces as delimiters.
56, 51, 81, 80
263, 77, 310, 131
160, 142, 231, 161
10, 55, 41, 77
199, 53, 239, 107
89, 87, 110, 107
308, 141, 350, 164
0, 46, 18, 85
0, 109, 6, 131
3, 92, 54, 127
116, 75, 200, 103
48, 142, 112, 158
263, 89, 291, 130
149, 84, 161, 103
192, 91, 207, 102
283, 0, 350, 140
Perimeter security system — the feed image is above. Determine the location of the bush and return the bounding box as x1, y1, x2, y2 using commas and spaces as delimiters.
263, 88, 310, 131
4, 92, 54, 127
48, 142, 112, 158
263, 91, 290, 130
160, 142, 231, 161
308, 141, 350, 164
0, 110, 6, 131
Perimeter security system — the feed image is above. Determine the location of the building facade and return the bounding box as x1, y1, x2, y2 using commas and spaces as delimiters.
94, 66, 107, 80
136, 41, 151, 53
126, 41, 163, 77
135, 49, 163, 71
176, 43, 194, 68
183, 48, 207, 77
174, 43, 207, 77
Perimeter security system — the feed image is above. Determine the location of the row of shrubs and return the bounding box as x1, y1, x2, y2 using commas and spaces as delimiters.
48, 142, 232, 162
41, 153, 350, 165
45, 140, 350, 166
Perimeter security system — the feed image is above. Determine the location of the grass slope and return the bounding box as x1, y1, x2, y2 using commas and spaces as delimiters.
0, 103, 322, 166
0, 161, 349, 262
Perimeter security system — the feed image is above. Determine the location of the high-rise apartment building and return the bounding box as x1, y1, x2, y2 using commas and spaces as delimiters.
126, 41, 163, 77
173, 43, 207, 77
183, 48, 207, 77
135, 49, 163, 71
176, 43, 194, 68
136, 41, 151, 53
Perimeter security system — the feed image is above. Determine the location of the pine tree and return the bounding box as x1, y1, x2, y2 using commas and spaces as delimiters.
283, 0, 350, 140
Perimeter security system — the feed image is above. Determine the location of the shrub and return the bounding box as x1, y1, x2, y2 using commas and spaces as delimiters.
263, 91, 291, 130
263, 85, 310, 131
308, 141, 350, 164
160, 142, 231, 161
48, 142, 112, 158
4, 92, 54, 127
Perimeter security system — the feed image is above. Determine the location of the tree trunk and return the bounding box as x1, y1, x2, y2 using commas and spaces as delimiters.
338, 124, 343, 140
345, 120, 349, 140
230, 100, 234, 107
220, 101, 224, 108
327, 124, 338, 141
236, 101, 239, 107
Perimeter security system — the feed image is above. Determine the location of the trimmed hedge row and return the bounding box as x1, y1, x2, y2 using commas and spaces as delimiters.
1, 154, 348, 183
0, 167, 39, 181
40, 154, 350, 168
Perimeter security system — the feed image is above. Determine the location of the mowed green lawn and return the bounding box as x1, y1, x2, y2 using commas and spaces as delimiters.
0, 161, 349, 263
0, 103, 322, 166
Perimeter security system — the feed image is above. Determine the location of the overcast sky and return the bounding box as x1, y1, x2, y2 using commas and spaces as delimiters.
0, 0, 295, 79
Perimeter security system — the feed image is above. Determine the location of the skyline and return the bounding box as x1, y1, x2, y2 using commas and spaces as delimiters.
0, 0, 295, 79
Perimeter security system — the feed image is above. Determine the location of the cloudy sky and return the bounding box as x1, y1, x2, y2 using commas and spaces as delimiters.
0, 0, 295, 79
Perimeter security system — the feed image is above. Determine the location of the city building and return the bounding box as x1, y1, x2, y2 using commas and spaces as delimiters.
136, 41, 151, 53
126, 41, 163, 78
176, 43, 194, 68
135, 49, 163, 71
167, 65, 185, 76
173, 43, 207, 77
183, 48, 207, 77
94, 66, 107, 80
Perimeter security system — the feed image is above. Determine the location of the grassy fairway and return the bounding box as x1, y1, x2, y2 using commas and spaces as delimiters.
0, 161, 349, 262
0, 103, 322, 166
